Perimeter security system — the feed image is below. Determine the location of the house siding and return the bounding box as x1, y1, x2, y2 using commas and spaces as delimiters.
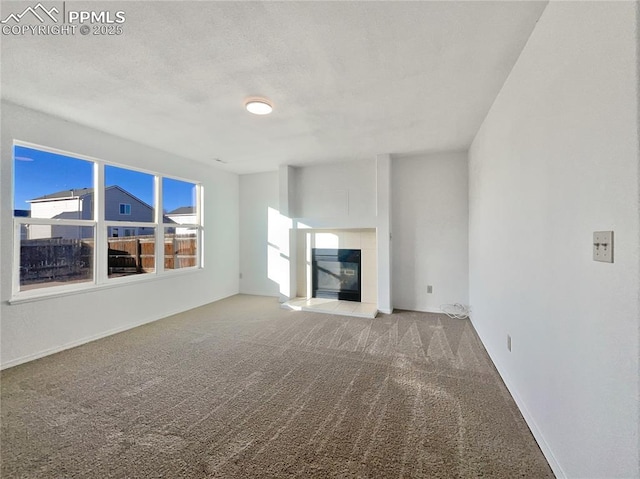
104, 188, 153, 223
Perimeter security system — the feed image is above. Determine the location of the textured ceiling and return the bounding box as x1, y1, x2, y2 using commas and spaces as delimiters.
1, 1, 547, 174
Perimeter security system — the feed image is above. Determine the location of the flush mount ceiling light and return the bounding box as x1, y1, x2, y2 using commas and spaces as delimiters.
245, 98, 273, 115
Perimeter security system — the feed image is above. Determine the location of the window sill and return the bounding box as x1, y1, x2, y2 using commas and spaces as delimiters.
8, 267, 204, 305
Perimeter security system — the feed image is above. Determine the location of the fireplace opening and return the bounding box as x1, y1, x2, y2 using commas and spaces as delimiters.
312, 248, 361, 302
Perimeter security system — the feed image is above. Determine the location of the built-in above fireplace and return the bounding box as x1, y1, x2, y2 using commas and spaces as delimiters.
312, 249, 361, 302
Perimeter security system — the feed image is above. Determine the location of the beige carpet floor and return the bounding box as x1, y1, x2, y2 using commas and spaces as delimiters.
1, 295, 554, 478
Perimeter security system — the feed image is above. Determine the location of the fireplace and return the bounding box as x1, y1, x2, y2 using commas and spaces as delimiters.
312, 249, 361, 302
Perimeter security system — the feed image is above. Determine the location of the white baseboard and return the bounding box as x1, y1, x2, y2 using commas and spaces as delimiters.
469, 315, 566, 479
0, 294, 234, 370
423, 307, 444, 314
1, 317, 164, 370
239, 288, 280, 298
392, 306, 443, 314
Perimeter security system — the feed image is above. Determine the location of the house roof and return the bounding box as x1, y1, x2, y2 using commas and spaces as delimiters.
168, 206, 195, 215
29, 188, 94, 201
52, 211, 84, 220
29, 186, 177, 224
29, 186, 147, 207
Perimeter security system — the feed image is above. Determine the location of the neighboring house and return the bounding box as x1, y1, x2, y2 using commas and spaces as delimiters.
14, 209, 30, 240
27, 186, 169, 239
166, 206, 197, 235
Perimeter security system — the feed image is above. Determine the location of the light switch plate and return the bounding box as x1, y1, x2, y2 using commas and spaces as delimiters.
593, 231, 614, 263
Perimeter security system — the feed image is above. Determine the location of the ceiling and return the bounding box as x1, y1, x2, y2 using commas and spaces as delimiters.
1, 1, 548, 174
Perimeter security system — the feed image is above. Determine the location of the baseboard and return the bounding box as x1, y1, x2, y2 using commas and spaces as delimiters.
423, 307, 444, 314
468, 314, 566, 479
0, 294, 234, 370
239, 288, 280, 298
392, 305, 443, 314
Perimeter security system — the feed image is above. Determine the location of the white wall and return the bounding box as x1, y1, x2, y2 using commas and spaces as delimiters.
289, 158, 392, 311
0, 102, 240, 368
294, 159, 377, 227
239, 171, 280, 297
392, 151, 468, 312
238, 159, 392, 310
468, 3, 639, 478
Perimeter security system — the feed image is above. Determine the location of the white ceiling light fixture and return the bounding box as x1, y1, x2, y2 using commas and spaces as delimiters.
245, 97, 273, 115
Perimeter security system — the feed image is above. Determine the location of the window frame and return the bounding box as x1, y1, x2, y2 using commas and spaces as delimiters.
118, 203, 131, 215
161, 177, 203, 271
11, 140, 204, 302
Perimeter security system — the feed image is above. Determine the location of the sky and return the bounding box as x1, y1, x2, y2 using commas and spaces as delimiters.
14, 145, 196, 213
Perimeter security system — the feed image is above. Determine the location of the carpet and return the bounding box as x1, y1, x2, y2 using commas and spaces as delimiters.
1, 294, 554, 478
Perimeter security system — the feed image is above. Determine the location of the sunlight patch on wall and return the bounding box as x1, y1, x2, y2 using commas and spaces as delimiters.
267, 207, 293, 297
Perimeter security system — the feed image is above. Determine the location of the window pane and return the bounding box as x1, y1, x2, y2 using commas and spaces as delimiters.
164, 227, 197, 269
163, 178, 197, 225
108, 229, 156, 278
20, 225, 94, 291
14, 145, 94, 220
105, 166, 154, 222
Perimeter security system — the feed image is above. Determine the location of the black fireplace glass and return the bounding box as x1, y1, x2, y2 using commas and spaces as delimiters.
312, 249, 361, 302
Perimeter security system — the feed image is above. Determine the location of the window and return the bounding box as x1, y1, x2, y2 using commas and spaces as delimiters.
12, 141, 203, 298
13, 145, 95, 293
105, 166, 157, 279
108, 228, 156, 278
162, 178, 200, 270
14, 144, 94, 221
18, 225, 94, 292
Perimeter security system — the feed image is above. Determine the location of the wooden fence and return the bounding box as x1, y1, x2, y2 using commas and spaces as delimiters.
20, 235, 197, 286
164, 235, 197, 270
20, 238, 93, 285
108, 236, 156, 275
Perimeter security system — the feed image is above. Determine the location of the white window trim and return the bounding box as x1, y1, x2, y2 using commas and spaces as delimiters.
11, 140, 204, 302
105, 220, 154, 227
9, 267, 205, 305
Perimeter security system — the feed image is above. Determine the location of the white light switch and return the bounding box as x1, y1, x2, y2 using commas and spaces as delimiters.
593, 231, 614, 263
